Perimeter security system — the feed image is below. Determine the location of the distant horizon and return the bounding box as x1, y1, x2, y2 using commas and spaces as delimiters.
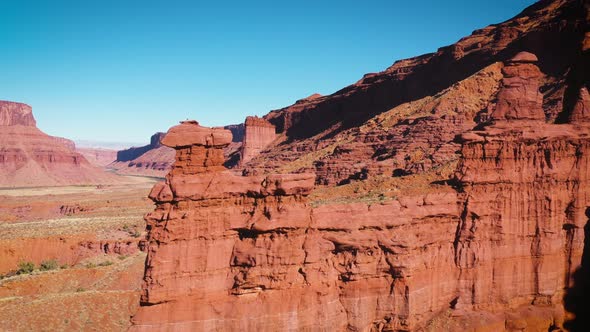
1, 0, 536, 142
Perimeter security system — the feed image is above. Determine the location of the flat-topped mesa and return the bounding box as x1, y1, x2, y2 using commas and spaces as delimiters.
240, 116, 276, 165
0, 101, 36, 126
490, 52, 545, 122
160, 120, 233, 175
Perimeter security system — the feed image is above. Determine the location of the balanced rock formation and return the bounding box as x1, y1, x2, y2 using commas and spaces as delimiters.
240, 116, 276, 165
0, 101, 120, 187
110, 123, 247, 177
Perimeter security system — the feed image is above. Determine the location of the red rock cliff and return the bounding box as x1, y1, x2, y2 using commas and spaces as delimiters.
132, 51, 590, 330
240, 116, 276, 165
245, 0, 588, 185
0, 101, 36, 126
0, 101, 120, 187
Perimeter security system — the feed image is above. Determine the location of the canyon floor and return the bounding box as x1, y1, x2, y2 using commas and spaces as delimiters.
0, 176, 157, 331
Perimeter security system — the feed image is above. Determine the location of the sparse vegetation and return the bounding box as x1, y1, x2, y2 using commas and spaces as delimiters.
39, 259, 59, 271
309, 159, 458, 207
98, 261, 113, 267
118, 255, 129, 260
85, 262, 97, 269
16, 261, 36, 274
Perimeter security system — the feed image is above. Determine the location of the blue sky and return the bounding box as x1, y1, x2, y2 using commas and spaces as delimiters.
0, 0, 536, 145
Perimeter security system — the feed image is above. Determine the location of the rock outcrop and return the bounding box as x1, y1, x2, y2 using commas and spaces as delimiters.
132, 83, 590, 331
0, 101, 36, 127
0, 101, 120, 187
132, 15, 590, 332
110, 123, 246, 177
246, 0, 588, 185
240, 116, 276, 165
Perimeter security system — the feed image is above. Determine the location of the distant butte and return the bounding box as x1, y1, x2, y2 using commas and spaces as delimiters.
0, 101, 120, 187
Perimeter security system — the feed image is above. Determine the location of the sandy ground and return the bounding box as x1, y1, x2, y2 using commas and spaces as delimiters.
0, 176, 157, 331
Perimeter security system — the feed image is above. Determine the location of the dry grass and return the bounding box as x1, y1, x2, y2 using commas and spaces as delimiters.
0, 252, 146, 331
309, 159, 458, 207
0, 176, 156, 239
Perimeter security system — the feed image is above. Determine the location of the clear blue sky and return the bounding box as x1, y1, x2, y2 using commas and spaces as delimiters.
0, 0, 536, 145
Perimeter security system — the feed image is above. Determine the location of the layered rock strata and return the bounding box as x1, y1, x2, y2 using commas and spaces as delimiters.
240, 116, 276, 165
132, 52, 589, 331
109, 133, 175, 177
246, 0, 588, 185
0, 101, 119, 187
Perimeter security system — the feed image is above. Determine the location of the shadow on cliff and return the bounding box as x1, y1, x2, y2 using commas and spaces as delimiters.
563, 207, 590, 331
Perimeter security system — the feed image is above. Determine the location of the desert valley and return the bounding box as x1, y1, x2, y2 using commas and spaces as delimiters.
1, 0, 589, 331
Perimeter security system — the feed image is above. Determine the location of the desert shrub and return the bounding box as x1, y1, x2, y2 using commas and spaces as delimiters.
98, 261, 113, 267
17, 261, 36, 274
39, 259, 59, 271
76, 287, 85, 292
117, 255, 128, 261
85, 262, 96, 269
132, 230, 142, 238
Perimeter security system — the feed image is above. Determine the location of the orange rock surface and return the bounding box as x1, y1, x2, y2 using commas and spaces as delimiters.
131, 44, 590, 331
240, 116, 276, 165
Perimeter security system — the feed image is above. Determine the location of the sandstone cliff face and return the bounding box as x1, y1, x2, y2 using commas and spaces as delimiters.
449, 54, 589, 328
0, 101, 120, 187
0, 101, 36, 127
132, 47, 590, 331
240, 116, 276, 165
245, 0, 588, 186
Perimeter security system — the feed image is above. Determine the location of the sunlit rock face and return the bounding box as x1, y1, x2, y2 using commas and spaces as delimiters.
0, 100, 119, 187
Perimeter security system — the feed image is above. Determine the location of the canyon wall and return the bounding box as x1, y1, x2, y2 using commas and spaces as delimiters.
244, 0, 588, 186
132, 51, 589, 331
109, 133, 175, 177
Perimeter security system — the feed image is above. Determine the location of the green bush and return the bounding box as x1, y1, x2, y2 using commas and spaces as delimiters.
17, 261, 36, 274
39, 259, 59, 271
